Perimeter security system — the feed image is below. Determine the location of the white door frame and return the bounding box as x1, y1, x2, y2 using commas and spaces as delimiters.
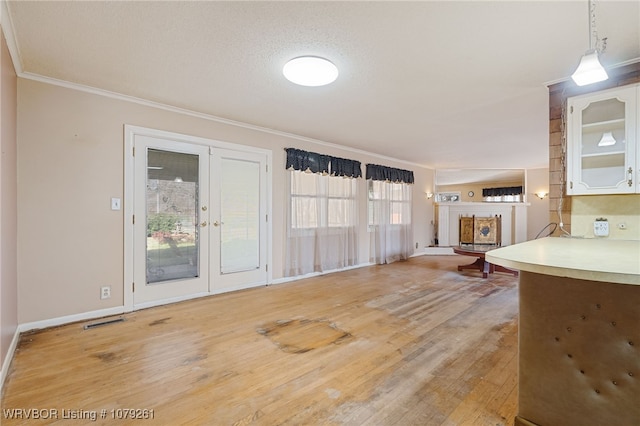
124, 125, 273, 312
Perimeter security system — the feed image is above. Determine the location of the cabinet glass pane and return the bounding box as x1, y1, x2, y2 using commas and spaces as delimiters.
220, 158, 260, 274
580, 98, 626, 188
146, 149, 200, 283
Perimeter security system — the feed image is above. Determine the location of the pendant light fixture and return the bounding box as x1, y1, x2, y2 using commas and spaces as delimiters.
571, 0, 608, 86
283, 56, 339, 87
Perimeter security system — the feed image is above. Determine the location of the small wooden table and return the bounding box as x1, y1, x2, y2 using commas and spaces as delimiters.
453, 245, 519, 278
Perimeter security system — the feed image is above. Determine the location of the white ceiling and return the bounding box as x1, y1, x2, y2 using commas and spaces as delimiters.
4, 1, 640, 171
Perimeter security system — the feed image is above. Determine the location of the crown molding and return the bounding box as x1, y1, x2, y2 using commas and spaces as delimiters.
20, 72, 428, 170
1, 0, 427, 170
1, 0, 23, 75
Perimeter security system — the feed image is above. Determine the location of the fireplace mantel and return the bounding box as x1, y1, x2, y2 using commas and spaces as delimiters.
436, 202, 528, 247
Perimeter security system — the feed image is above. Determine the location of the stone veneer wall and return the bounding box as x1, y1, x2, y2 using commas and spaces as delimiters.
547, 62, 640, 236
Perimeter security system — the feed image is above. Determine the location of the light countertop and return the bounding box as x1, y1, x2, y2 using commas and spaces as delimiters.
485, 237, 640, 285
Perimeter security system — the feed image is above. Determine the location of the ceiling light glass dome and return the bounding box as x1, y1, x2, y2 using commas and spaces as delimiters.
283, 56, 338, 87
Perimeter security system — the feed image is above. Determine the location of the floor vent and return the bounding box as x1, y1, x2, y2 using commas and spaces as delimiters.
83, 318, 125, 330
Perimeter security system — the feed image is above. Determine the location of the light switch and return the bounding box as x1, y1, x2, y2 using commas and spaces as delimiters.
111, 197, 121, 211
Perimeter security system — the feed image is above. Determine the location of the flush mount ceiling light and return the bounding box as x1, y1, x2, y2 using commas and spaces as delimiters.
283, 56, 338, 87
571, 0, 608, 86
598, 131, 617, 147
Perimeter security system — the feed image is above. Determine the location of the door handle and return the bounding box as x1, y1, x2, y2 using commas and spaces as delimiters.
213, 221, 220, 227
200, 221, 207, 227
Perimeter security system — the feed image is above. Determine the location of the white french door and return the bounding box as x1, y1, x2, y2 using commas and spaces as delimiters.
127, 127, 269, 310
132, 135, 211, 306
210, 150, 268, 292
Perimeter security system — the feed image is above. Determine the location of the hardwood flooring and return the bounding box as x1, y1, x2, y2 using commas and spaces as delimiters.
1, 255, 519, 425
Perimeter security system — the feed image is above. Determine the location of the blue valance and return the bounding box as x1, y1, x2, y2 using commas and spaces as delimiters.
331, 155, 362, 178
285, 148, 330, 174
285, 148, 362, 178
365, 164, 414, 184
482, 186, 523, 197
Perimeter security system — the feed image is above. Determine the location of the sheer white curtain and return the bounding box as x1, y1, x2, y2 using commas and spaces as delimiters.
368, 179, 413, 264
285, 170, 359, 276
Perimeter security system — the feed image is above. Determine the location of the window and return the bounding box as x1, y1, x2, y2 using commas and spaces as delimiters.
368, 180, 412, 226
284, 148, 361, 276
366, 163, 414, 265
290, 171, 357, 229
482, 186, 523, 203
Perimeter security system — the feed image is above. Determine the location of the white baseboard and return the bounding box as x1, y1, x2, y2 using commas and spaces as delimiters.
133, 292, 210, 311
271, 262, 374, 285
1, 327, 21, 397
2, 306, 126, 395
18, 306, 126, 334
423, 246, 455, 255
11, 265, 370, 331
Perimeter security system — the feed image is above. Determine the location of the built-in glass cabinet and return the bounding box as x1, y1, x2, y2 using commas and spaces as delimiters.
567, 84, 638, 195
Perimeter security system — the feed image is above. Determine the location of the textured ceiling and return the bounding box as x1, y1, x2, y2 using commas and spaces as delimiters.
5, 1, 640, 171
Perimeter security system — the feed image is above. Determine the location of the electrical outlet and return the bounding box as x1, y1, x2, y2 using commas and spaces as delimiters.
594, 218, 609, 237
111, 197, 121, 211
100, 286, 111, 299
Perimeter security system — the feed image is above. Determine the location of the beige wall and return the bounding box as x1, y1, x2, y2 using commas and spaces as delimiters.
1, 30, 18, 376
570, 195, 640, 240
435, 171, 551, 242
17, 78, 434, 324
526, 168, 550, 240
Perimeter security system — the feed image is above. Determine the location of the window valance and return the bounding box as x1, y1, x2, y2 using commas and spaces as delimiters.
482, 186, 523, 197
285, 148, 330, 174
285, 148, 362, 178
331, 155, 362, 178
365, 164, 414, 184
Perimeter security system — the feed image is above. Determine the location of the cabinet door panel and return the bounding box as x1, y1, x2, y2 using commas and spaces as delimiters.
567, 85, 637, 195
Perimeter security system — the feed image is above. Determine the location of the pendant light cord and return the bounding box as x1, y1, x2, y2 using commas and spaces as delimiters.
589, 0, 607, 54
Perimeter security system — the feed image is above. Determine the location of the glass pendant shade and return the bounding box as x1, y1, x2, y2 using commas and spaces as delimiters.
283, 56, 338, 87
571, 51, 608, 86
597, 131, 616, 147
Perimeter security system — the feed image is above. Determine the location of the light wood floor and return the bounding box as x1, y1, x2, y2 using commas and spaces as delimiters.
2, 255, 519, 425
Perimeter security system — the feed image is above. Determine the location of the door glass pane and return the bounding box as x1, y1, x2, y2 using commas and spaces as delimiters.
146, 149, 199, 283
580, 98, 626, 188
220, 158, 260, 274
